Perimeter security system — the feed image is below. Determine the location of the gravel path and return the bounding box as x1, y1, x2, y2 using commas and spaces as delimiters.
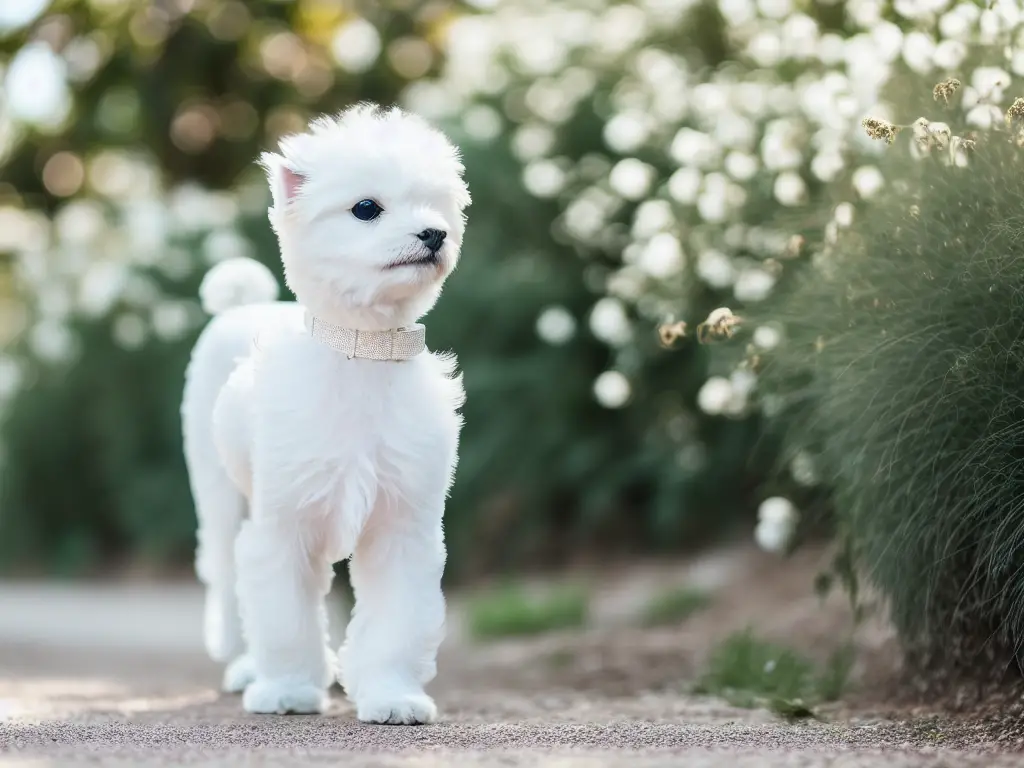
0, 545, 1020, 766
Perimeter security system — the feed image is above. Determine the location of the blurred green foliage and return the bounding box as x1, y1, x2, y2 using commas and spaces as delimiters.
696, 628, 852, 711
640, 586, 711, 627
466, 582, 589, 639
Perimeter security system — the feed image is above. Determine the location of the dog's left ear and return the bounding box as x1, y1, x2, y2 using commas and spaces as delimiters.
259, 152, 306, 212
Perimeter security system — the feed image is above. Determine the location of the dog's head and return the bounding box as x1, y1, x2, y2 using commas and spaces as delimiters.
260, 104, 471, 329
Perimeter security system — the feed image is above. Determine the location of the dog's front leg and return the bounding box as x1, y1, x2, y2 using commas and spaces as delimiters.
340, 499, 446, 725
234, 513, 334, 714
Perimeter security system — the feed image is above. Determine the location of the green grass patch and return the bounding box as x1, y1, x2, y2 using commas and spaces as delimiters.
467, 584, 589, 640
641, 587, 711, 626
695, 629, 854, 717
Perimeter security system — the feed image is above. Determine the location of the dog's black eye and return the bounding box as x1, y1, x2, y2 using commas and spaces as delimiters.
351, 199, 383, 221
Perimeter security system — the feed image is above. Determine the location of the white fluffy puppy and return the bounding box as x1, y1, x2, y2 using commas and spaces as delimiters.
180, 104, 469, 722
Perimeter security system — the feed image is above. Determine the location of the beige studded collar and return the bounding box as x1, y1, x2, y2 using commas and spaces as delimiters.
304, 310, 426, 361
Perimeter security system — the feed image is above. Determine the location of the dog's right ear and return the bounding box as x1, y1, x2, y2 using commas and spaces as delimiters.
259, 152, 306, 213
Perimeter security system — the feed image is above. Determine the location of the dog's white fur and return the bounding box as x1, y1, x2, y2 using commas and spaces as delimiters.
180, 104, 469, 721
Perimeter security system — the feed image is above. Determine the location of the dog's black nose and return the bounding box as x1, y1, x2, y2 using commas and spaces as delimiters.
417, 228, 447, 253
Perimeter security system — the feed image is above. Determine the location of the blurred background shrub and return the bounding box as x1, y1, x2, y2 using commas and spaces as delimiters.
1, 0, 1023, 585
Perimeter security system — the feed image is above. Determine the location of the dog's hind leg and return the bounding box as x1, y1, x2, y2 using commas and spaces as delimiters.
193, 468, 247, 667
185, 377, 248, 673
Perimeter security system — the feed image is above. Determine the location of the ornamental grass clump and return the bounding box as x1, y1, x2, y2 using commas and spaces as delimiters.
752, 95, 1024, 684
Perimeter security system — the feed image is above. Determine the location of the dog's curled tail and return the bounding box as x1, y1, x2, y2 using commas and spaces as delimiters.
199, 257, 279, 315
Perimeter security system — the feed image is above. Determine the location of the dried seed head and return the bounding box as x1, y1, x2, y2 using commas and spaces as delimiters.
1005, 97, 1024, 128
933, 78, 961, 106
658, 321, 687, 348
697, 307, 741, 344
950, 135, 975, 166
784, 234, 805, 259
911, 117, 933, 153
862, 117, 900, 144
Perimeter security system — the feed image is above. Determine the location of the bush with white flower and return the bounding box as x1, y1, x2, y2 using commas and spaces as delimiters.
411, 0, 1024, 559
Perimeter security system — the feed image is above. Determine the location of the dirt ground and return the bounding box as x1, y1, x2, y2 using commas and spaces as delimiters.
1, 543, 1022, 767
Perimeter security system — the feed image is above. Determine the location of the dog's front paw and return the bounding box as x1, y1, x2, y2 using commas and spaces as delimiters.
242, 677, 328, 715
222, 653, 256, 694
356, 690, 437, 725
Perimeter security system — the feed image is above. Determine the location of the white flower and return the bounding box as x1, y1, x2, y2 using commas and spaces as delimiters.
834, 202, 855, 227
757, 0, 792, 19
758, 496, 797, 524
331, 18, 382, 73
810, 148, 844, 182
979, 9, 1002, 41
747, 31, 782, 67
734, 267, 776, 302
512, 124, 556, 161
535, 306, 576, 345
697, 189, 729, 223
150, 301, 190, 341
668, 167, 703, 204
670, 128, 719, 168
697, 249, 736, 289
5, 42, 71, 128
123, 200, 168, 260
932, 40, 967, 70
78, 261, 127, 317
753, 324, 782, 350
790, 451, 819, 486
848, 0, 883, 26
202, 228, 251, 265
593, 370, 631, 408
1011, 49, 1024, 78
29, 319, 75, 363
725, 151, 759, 181
871, 21, 904, 62
938, 7, 972, 40
112, 313, 147, 350
589, 297, 632, 345
755, 496, 799, 554
902, 32, 935, 74
718, 0, 755, 25
697, 376, 734, 415
852, 165, 884, 198
463, 105, 503, 141
761, 120, 803, 170
714, 112, 757, 149
966, 103, 1004, 129
637, 232, 684, 278
781, 14, 819, 59
563, 197, 604, 239
817, 33, 846, 65
773, 172, 807, 206
895, 0, 948, 21
523, 160, 566, 198
971, 66, 1010, 103
0, 357, 24, 401
632, 200, 675, 238
727, 369, 757, 413
54, 201, 105, 245
609, 158, 655, 200
603, 112, 651, 153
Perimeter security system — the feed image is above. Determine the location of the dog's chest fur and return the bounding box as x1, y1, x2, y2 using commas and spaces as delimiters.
248, 332, 464, 537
